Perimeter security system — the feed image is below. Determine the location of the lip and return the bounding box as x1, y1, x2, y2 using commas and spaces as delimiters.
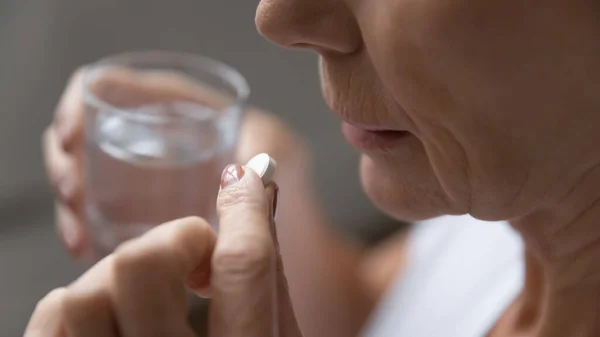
342, 122, 410, 151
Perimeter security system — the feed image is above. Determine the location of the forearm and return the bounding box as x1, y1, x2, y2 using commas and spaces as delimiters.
358, 232, 410, 302
277, 181, 376, 337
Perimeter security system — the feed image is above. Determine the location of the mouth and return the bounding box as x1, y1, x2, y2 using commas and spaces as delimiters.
318, 58, 413, 151
341, 122, 411, 151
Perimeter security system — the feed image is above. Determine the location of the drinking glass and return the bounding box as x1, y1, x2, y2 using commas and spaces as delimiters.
82, 51, 249, 257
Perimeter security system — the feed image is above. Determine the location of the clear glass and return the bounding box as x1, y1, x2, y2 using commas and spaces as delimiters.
82, 51, 249, 257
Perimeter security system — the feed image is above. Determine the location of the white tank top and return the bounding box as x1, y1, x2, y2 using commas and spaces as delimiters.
362, 215, 524, 337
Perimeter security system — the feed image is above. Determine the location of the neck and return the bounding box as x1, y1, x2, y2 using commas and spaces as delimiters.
510, 167, 600, 336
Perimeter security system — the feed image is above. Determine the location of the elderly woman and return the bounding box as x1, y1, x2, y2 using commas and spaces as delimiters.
26, 0, 600, 336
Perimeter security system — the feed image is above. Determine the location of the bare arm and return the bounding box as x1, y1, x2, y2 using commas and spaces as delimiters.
274, 156, 409, 337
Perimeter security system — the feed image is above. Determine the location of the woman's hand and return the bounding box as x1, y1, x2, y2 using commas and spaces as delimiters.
25, 162, 303, 337
43, 68, 311, 258
42, 68, 374, 337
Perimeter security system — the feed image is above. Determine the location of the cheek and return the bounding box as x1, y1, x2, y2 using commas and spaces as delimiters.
423, 126, 538, 220
356, 0, 476, 209
358, 0, 560, 219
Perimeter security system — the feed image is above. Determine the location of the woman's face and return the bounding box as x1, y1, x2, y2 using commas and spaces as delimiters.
256, 0, 600, 221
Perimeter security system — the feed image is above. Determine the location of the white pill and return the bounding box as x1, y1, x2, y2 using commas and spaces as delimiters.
245, 153, 277, 185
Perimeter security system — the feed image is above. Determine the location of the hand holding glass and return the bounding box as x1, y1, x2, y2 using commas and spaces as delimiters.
82, 51, 249, 257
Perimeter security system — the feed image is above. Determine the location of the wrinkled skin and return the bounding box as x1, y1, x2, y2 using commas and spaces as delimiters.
35, 67, 372, 337
257, 0, 600, 222
29, 0, 600, 336
257, 0, 600, 336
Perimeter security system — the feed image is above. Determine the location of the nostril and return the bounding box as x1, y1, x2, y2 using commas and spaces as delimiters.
289, 43, 339, 56
290, 43, 313, 49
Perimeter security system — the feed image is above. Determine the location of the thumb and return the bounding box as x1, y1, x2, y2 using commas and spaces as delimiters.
210, 163, 302, 337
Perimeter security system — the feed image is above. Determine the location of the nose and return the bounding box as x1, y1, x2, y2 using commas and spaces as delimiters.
256, 0, 362, 55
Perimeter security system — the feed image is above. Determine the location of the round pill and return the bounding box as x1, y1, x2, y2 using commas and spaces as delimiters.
245, 153, 277, 185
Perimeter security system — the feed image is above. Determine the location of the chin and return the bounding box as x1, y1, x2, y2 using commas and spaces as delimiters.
359, 150, 456, 222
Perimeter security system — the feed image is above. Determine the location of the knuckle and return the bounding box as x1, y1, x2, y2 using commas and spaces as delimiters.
112, 240, 151, 276
42, 133, 57, 176
219, 185, 249, 206
166, 216, 212, 244
159, 217, 214, 272
34, 287, 69, 314
163, 216, 213, 255
60, 287, 110, 324
112, 237, 170, 281
213, 235, 273, 282
218, 185, 264, 215
112, 217, 215, 282
59, 290, 88, 315
42, 129, 67, 189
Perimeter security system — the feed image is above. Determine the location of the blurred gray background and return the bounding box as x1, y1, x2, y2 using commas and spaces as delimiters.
0, 1, 397, 335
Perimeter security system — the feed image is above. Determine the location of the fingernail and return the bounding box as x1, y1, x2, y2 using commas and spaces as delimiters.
193, 286, 212, 299
220, 164, 245, 189
188, 280, 212, 298
188, 267, 212, 298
